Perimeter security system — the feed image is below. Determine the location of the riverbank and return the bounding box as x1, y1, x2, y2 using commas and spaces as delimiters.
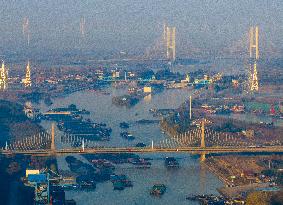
203, 155, 283, 200
203, 158, 233, 187
36, 87, 224, 204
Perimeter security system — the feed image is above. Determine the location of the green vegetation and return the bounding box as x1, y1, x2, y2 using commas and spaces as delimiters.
155, 69, 183, 81
213, 120, 243, 133
160, 106, 193, 136
136, 69, 155, 80
112, 95, 140, 107
0, 100, 43, 147
261, 170, 283, 186
260, 159, 283, 186
244, 101, 279, 113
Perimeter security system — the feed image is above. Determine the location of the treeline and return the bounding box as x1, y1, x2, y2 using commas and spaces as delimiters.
0, 100, 43, 147
160, 118, 180, 137
0, 100, 28, 147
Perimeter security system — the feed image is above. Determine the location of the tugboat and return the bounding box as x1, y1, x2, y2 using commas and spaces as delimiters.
120, 132, 135, 140
128, 158, 151, 169
119, 175, 133, 187
119, 122, 130, 129
165, 157, 179, 168
150, 184, 166, 196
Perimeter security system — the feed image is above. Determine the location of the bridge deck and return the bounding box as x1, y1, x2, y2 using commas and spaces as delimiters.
1, 146, 283, 156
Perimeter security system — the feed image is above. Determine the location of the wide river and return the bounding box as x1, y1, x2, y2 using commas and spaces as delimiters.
38, 87, 223, 205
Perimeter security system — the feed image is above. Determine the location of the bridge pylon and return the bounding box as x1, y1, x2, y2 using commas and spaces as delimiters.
199, 119, 211, 162
249, 26, 259, 60
200, 120, 206, 162
51, 123, 55, 152
82, 139, 85, 152
201, 120, 205, 148
165, 25, 176, 61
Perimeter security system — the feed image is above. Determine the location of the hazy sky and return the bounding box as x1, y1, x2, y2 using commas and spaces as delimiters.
0, 0, 282, 57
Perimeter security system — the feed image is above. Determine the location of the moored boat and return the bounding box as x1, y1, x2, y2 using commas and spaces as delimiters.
119, 122, 130, 129
150, 184, 166, 196
120, 132, 135, 140
110, 174, 133, 189
165, 157, 179, 168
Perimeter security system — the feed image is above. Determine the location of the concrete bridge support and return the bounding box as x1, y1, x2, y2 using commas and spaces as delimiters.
200, 120, 206, 162
200, 153, 206, 162
51, 123, 55, 151
201, 120, 205, 148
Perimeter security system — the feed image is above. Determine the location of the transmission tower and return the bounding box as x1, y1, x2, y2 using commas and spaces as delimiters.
249, 26, 259, 92
250, 62, 259, 91
0, 61, 8, 90
23, 61, 32, 87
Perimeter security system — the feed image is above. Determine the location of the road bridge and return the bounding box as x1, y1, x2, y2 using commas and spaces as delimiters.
2, 146, 283, 156
2, 124, 282, 160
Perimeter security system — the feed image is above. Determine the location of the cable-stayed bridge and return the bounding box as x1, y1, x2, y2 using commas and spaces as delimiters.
1, 124, 282, 159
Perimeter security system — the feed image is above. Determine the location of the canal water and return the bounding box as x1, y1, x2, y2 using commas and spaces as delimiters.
38, 87, 223, 205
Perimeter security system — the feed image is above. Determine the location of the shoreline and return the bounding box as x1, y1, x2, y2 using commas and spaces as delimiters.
203, 159, 231, 187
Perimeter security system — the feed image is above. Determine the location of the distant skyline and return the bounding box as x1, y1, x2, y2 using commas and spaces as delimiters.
0, 0, 282, 58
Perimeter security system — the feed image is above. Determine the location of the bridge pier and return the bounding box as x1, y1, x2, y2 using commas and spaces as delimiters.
200, 153, 206, 162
